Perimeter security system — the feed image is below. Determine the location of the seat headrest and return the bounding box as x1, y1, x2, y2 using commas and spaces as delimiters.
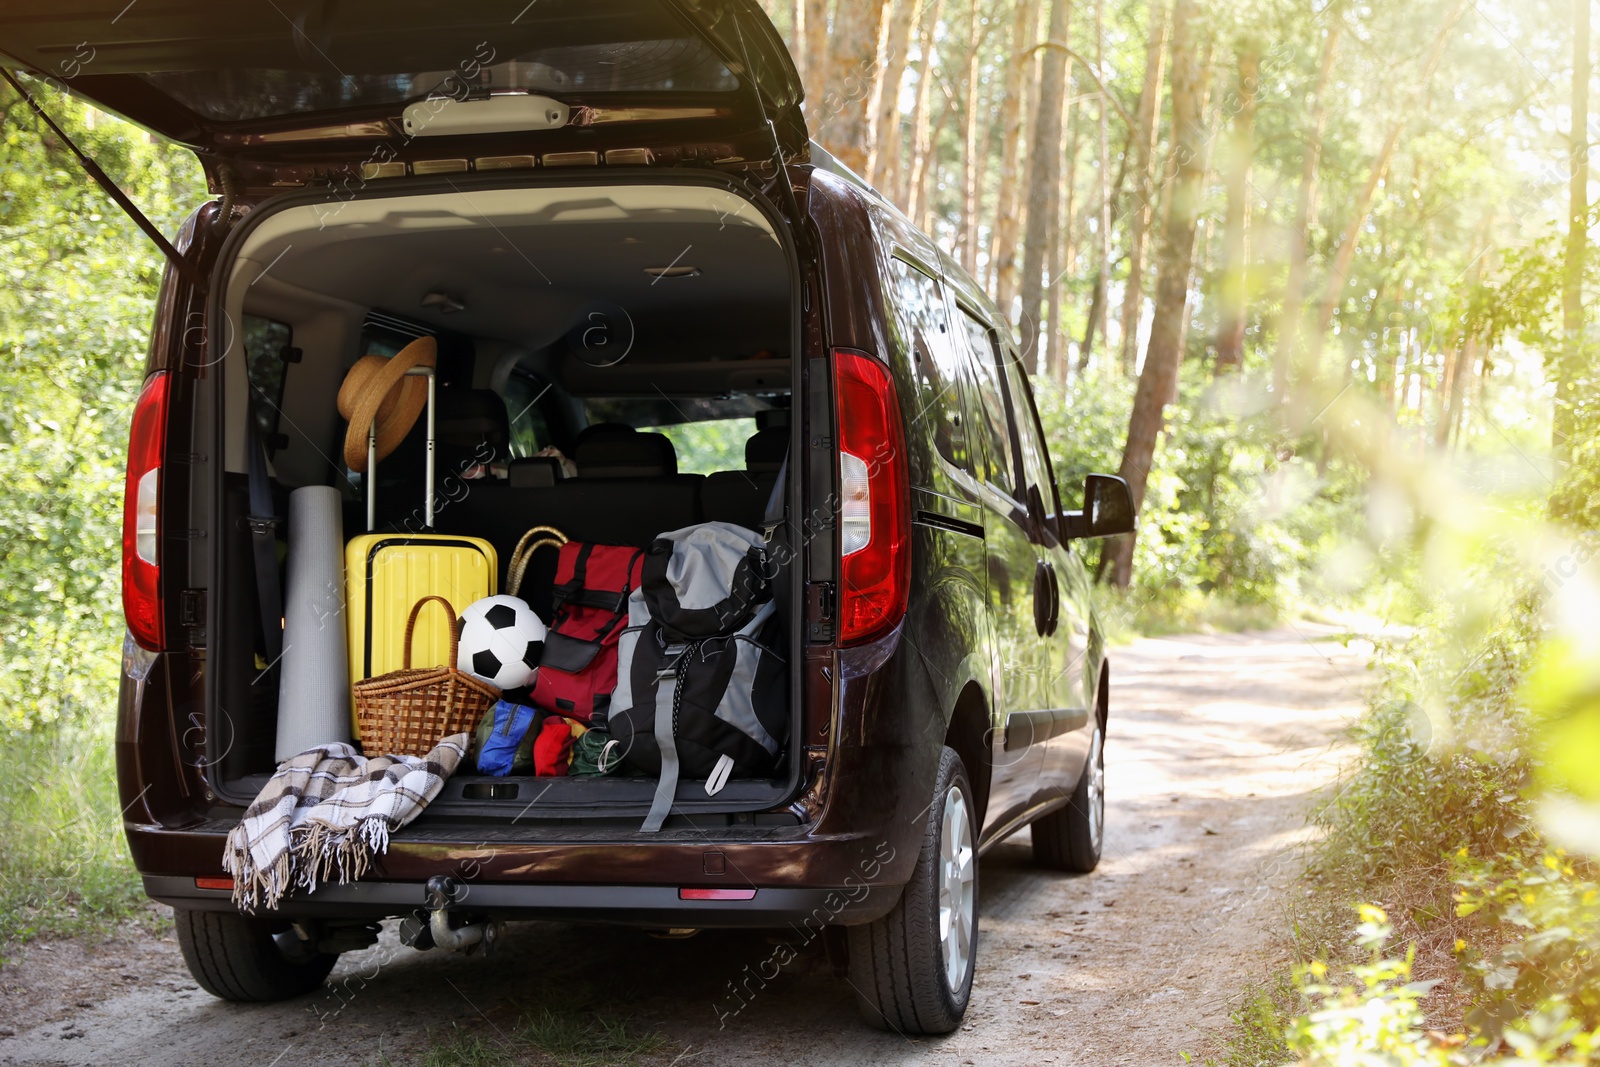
436, 390, 510, 449
575, 431, 677, 477
745, 427, 788, 473
755, 408, 791, 432
508, 456, 562, 489
573, 422, 636, 447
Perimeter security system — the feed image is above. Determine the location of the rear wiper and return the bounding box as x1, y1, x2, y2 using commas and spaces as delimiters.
1, 67, 202, 288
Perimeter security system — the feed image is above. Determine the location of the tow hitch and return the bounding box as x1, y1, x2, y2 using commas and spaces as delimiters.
398, 875, 502, 955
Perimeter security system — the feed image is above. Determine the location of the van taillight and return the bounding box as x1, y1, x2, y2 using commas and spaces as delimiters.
122, 371, 169, 651
833, 349, 909, 645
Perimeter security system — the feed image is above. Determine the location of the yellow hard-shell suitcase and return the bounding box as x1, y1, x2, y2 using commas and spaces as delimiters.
344, 535, 497, 734
343, 356, 496, 738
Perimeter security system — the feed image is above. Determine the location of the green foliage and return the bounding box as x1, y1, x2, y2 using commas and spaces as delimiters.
654, 416, 754, 476
1033, 359, 1370, 624
0, 84, 201, 947
1199, 973, 1302, 1067
1288, 906, 1600, 1066
1304, 608, 1535, 930
1455, 852, 1600, 1045
0, 82, 201, 732
1257, 549, 1600, 1060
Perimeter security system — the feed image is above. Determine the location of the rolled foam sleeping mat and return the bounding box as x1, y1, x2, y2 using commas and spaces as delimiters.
275, 485, 352, 761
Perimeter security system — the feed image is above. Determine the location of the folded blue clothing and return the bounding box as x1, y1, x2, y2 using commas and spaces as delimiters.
476, 700, 537, 777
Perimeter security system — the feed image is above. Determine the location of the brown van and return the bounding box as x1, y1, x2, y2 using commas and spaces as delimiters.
1, 0, 1133, 1033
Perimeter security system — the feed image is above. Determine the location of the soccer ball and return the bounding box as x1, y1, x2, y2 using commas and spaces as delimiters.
456, 595, 546, 690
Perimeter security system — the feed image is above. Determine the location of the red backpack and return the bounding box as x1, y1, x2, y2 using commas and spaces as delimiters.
530, 541, 645, 723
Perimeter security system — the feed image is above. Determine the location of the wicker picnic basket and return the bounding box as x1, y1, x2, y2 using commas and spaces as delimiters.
353, 595, 500, 758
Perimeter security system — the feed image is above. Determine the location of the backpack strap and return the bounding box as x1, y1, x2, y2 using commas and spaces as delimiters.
641, 640, 698, 833
551, 541, 596, 611
244, 397, 283, 664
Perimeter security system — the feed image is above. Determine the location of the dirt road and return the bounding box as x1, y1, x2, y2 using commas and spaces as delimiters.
0, 626, 1371, 1066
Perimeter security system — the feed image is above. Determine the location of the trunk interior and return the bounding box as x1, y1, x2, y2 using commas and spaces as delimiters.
201, 174, 806, 830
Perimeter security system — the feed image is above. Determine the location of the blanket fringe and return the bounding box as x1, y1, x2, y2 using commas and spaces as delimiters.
224, 816, 399, 914
222, 735, 466, 914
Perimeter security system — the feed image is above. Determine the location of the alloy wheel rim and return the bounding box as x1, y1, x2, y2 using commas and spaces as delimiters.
1087, 726, 1105, 851
938, 783, 975, 992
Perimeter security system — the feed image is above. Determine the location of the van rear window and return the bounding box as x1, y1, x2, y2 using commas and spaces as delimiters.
131, 0, 738, 123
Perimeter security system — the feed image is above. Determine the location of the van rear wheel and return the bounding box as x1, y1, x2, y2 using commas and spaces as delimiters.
174, 908, 338, 1002
848, 747, 977, 1034
1032, 720, 1105, 872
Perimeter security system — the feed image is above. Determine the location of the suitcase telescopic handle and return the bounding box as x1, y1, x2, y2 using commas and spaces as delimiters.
402, 595, 459, 671
367, 365, 436, 532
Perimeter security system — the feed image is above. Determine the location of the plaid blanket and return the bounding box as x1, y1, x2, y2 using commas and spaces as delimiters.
222, 734, 468, 913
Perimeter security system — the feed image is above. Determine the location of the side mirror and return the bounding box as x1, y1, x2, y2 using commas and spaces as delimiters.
1059, 473, 1136, 540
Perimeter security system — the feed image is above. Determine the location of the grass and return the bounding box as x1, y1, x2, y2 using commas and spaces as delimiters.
518, 1007, 667, 1065
387, 1010, 667, 1067
0, 719, 149, 961
1196, 974, 1302, 1066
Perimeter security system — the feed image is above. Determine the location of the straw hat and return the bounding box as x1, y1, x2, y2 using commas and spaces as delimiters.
337, 336, 437, 472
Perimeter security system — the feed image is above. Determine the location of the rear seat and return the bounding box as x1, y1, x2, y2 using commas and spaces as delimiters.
700, 426, 787, 528
437, 427, 702, 618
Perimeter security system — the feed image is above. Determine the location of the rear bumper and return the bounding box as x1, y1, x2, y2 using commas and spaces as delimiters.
129, 817, 909, 928
143, 874, 901, 928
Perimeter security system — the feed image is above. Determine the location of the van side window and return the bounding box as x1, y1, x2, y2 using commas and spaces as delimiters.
242, 315, 292, 453
954, 309, 1020, 496
888, 258, 972, 475
502, 371, 554, 458
996, 343, 1061, 543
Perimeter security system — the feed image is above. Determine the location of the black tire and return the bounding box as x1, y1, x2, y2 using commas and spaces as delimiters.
848, 747, 977, 1035
174, 909, 338, 1002
1033, 718, 1105, 872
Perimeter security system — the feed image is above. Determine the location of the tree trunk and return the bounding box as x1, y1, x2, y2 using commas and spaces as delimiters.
967, 80, 995, 276
1108, 0, 1206, 588
1116, 0, 1171, 373
824, 0, 892, 174
1305, 0, 1467, 374
804, 0, 832, 112
958, 0, 984, 272
990, 0, 1041, 312
1274, 14, 1341, 398
785, 0, 805, 82
867, 0, 924, 190
1556, 0, 1590, 472
1017, 0, 1074, 362
1080, 125, 1133, 373
1048, 94, 1081, 382
1435, 344, 1459, 448
1213, 41, 1259, 374
904, 0, 947, 215
1450, 335, 1480, 450
1078, 0, 1111, 367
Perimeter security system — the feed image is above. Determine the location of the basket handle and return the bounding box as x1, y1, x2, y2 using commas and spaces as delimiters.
403, 595, 459, 670
508, 525, 568, 597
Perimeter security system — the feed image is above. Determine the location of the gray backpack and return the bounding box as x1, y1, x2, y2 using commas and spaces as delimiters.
610, 522, 786, 832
